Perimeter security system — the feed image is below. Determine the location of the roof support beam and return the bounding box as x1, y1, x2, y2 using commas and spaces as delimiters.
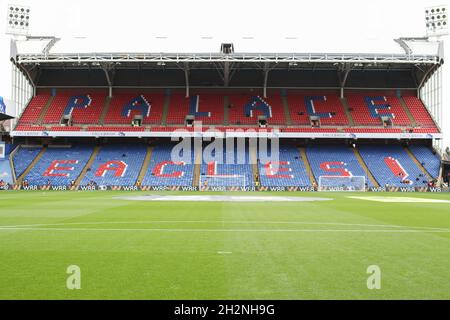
16, 52, 440, 65
223, 61, 230, 87
102, 66, 114, 97
337, 63, 352, 98
263, 65, 270, 98
184, 63, 190, 98
12, 59, 36, 97
417, 64, 440, 98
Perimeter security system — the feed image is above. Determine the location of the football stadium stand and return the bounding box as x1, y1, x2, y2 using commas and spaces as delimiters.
6, 37, 444, 192
306, 145, 374, 186
10, 143, 440, 189
14, 91, 440, 135
358, 145, 431, 187
258, 145, 310, 187
142, 144, 195, 187
200, 145, 254, 187
13, 146, 42, 178
80, 144, 147, 186
408, 145, 441, 179
22, 145, 94, 186
287, 93, 348, 126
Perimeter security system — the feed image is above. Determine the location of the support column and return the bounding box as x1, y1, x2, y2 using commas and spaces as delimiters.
184, 65, 190, 98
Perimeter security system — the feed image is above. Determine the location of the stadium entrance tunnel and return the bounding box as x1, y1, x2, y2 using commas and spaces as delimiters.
115, 194, 334, 202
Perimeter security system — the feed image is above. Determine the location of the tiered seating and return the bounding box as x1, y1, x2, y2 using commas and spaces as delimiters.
288, 94, 348, 126
258, 145, 310, 187
43, 92, 107, 124
49, 126, 82, 131
87, 126, 145, 132
15, 91, 439, 136
14, 125, 46, 131
358, 145, 427, 187
306, 145, 373, 186
228, 94, 285, 125
104, 93, 164, 124
13, 146, 42, 177
22, 145, 93, 186
200, 146, 254, 187
410, 128, 440, 133
347, 94, 412, 126
81, 144, 146, 186
343, 128, 402, 133
282, 128, 339, 133
142, 145, 195, 186
166, 92, 225, 125
402, 96, 437, 129
260, 94, 287, 124
409, 145, 441, 178
17, 94, 50, 124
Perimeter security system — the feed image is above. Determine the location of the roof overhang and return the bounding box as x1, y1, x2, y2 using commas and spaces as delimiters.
0, 113, 15, 121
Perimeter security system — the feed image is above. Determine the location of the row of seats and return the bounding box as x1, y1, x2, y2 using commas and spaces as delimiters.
306, 145, 374, 187
16, 91, 440, 131
14, 144, 441, 187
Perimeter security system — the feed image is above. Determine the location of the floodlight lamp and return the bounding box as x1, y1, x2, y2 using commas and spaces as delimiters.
425, 5, 448, 37
6, 3, 30, 36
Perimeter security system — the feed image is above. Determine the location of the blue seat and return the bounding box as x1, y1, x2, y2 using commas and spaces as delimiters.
359, 145, 427, 187
142, 145, 195, 186
24, 145, 93, 186
81, 144, 146, 186
409, 145, 441, 179
13, 146, 42, 177
258, 145, 310, 187
307, 145, 373, 187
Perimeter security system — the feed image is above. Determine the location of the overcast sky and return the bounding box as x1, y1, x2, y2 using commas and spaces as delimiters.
0, 0, 448, 146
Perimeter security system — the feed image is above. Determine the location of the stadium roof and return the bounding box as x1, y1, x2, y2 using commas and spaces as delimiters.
9, 36, 444, 92
11, 36, 443, 65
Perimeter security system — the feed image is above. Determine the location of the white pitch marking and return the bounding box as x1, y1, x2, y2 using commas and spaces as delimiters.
348, 196, 450, 203
0, 227, 449, 233
217, 251, 232, 254
116, 195, 333, 202
0, 220, 449, 231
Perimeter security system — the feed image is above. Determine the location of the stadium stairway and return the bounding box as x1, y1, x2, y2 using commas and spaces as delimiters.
340, 97, 355, 126
192, 145, 202, 187
249, 144, 259, 185
352, 147, 380, 187
98, 96, 112, 125
136, 146, 153, 186
299, 147, 317, 186
281, 94, 292, 126
161, 93, 171, 125
16, 147, 47, 185
223, 96, 230, 125
404, 146, 433, 181
74, 145, 101, 186
8, 146, 19, 183
37, 95, 55, 125
398, 96, 417, 127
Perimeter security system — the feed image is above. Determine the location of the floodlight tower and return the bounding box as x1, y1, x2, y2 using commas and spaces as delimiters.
425, 5, 448, 37
4, 3, 33, 131
421, 5, 448, 151
6, 4, 31, 37
395, 5, 448, 151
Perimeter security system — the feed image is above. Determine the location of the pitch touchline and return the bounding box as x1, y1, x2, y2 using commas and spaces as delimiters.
0, 227, 449, 233
0, 220, 449, 231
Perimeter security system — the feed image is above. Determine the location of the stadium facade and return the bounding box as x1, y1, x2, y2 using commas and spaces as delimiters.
0, 36, 447, 192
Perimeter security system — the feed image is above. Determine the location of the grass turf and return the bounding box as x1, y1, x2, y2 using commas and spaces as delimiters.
0, 191, 449, 299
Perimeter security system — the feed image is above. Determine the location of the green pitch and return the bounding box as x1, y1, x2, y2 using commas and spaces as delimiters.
0, 191, 449, 300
